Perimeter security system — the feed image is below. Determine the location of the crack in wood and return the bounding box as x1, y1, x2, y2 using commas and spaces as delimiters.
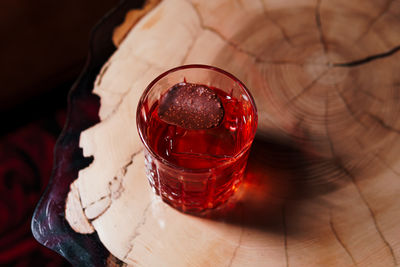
355, 0, 395, 43
324, 100, 398, 266
329, 211, 358, 266
76, 184, 84, 212
108, 148, 143, 200
102, 63, 151, 118
341, 167, 398, 266
123, 200, 153, 261
84, 194, 109, 209
315, 0, 328, 55
96, 61, 111, 87
65, 182, 95, 233
227, 206, 245, 267
190, 2, 259, 58
359, 89, 385, 103
119, 149, 144, 177
76, 182, 96, 232
110, 177, 124, 200
96, 56, 153, 121
108, 99, 127, 122
282, 205, 289, 267
189, 1, 304, 67
258, 0, 294, 47
227, 227, 244, 267
334, 85, 368, 129
333, 45, 400, 67
89, 201, 112, 222
100, 85, 133, 121
287, 68, 330, 105
367, 113, 400, 134
336, 174, 397, 265
84, 149, 143, 222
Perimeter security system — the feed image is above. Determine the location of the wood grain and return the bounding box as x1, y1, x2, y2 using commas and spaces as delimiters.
66, 0, 400, 266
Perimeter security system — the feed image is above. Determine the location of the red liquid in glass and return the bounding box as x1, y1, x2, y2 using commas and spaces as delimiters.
144, 87, 254, 212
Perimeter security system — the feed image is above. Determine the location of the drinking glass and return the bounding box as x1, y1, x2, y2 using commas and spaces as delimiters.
137, 65, 257, 213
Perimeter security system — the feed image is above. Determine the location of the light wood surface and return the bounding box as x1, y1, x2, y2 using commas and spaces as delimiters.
66, 0, 400, 266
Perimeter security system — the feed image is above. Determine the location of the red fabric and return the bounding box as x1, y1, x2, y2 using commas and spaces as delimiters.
0, 111, 69, 266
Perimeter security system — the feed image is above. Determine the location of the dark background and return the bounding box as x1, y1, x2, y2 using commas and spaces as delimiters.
0, 1, 119, 265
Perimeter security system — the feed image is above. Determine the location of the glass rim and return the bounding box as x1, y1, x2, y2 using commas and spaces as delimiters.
136, 64, 258, 173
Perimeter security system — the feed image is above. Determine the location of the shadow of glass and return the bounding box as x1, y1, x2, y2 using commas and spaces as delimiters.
200, 132, 347, 236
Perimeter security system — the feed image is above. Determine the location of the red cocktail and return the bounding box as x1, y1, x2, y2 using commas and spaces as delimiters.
137, 65, 257, 213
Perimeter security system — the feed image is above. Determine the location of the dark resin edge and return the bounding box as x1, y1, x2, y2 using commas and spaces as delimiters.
31, 1, 146, 266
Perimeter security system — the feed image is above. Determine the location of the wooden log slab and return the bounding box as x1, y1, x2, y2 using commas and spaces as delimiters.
66, 0, 400, 266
